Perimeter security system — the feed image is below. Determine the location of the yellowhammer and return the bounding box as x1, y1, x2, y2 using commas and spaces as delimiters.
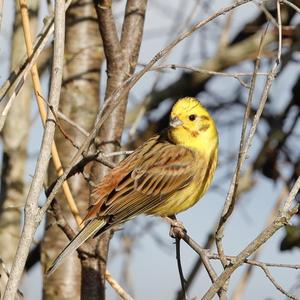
47, 97, 218, 275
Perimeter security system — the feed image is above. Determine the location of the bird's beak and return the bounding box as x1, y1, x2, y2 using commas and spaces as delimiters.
170, 116, 183, 128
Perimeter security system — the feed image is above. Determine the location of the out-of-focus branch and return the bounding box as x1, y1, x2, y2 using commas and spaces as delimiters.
105, 271, 134, 300
281, 0, 300, 14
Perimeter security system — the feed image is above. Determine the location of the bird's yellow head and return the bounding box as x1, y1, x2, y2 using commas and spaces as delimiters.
168, 97, 218, 152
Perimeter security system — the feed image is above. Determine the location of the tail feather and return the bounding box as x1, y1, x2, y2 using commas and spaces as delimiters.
46, 218, 107, 276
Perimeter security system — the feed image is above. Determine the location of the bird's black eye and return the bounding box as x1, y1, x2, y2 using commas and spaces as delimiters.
189, 114, 196, 121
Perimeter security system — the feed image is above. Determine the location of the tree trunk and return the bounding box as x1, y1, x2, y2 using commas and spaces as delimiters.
91, 1, 147, 298
41, 1, 103, 299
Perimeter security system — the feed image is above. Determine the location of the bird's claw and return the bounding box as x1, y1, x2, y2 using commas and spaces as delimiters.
169, 220, 187, 239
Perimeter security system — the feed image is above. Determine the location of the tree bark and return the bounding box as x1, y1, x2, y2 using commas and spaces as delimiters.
41, 1, 103, 299
91, 1, 147, 298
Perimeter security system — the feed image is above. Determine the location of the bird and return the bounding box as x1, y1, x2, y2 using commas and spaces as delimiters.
47, 96, 219, 275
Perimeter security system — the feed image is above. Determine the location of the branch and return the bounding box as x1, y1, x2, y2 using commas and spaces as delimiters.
203, 174, 300, 299
3, 1, 65, 298
215, 23, 270, 268
164, 218, 226, 299
105, 271, 134, 300
18, 0, 82, 225
94, 0, 122, 67
120, 0, 148, 65
0, 0, 72, 131
232, 184, 289, 299
281, 0, 300, 14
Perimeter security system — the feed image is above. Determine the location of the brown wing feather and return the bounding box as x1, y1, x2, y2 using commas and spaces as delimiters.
84, 135, 197, 222
132, 144, 196, 195
83, 136, 161, 221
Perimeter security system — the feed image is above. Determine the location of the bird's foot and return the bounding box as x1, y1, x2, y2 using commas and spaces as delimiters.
166, 216, 187, 239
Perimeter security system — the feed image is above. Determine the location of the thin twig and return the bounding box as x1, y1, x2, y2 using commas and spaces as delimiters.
215, 21, 270, 270
257, 262, 299, 300
147, 65, 265, 89
175, 237, 188, 300
203, 175, 300, 299
231, 185, 288, 300
208, 254, 300, 270
164, 217, 226, 299
40, 92, 89, 136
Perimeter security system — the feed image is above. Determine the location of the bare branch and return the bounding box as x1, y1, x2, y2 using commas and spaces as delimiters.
215, 22, 278, 268
203, 175, 300, 299
3, 1, 65, 298
105, 270, 134, 300
0, 0, 72, 131
94, 0, 122, 67
120, 0, 148, 65
175, 237, 188, 300
256, 262, 299, 300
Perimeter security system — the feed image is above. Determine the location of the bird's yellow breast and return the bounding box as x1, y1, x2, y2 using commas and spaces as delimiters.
149, 147, 218, 216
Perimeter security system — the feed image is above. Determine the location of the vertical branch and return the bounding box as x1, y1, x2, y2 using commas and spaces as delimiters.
3, 1, 65, 299
175, 238, 188, 300
215, 23, 270, 264
90, 1, 147, 299
0, 0, 39, 293
18, 0, 82, 226
43, 1, 104, 299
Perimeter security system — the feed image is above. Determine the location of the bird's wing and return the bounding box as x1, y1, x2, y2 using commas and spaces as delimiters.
84, 138, 198, 222
83, 136, 160, 221
131, 142, 197, 196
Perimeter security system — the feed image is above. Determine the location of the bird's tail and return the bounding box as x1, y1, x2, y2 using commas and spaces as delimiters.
46, 218, 107, 276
